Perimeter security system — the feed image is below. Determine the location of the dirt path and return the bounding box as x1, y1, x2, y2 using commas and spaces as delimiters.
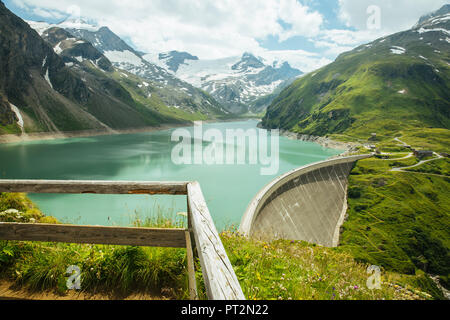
391, 153, 443, 172
0, 280, 167, 300
379, 152, 414, 161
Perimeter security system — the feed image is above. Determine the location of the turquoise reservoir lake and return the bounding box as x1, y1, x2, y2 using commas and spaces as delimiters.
0, 120, 342, 230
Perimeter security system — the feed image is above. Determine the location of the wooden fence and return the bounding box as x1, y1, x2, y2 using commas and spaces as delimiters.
0, 179, 245, 300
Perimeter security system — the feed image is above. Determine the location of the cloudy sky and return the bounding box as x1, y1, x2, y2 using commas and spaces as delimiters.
4, 0, 448, 72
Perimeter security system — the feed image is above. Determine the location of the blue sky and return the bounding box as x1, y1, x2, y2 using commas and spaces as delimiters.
4, 0, 448, 72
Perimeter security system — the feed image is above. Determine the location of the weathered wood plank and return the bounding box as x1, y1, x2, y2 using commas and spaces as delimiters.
0, 180, 188, 195
187, 182, 245, 300
185, 231, 198, 300
0, 223, 187, 248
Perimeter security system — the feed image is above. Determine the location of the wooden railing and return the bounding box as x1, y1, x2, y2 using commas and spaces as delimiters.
0, 180, 245, 300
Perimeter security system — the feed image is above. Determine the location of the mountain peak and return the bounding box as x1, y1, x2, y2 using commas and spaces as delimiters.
414, 4, 450, 28
232, 52, 265, 71
158, 50, 199, 72
57, 17, 100, 32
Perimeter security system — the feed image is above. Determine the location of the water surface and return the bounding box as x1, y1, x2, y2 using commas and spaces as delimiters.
0, 120, 342, 229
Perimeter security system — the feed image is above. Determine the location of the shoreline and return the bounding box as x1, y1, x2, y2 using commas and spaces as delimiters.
0, 117, 263, 145
0, 124, 188, 144
280, 130, 361, 154
0, 119, 360, 155
256, 122, 361, 154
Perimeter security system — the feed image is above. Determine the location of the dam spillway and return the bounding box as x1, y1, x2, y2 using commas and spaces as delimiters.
239, 154, 372, 247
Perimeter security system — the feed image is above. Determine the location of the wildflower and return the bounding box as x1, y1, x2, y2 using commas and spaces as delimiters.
354, 285, 359, 290
3, 209, 19, 215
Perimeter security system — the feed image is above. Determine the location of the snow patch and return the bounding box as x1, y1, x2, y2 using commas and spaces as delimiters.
417, 27, 450, 36
427, 13, 450, 25
54, 42, 63, 55
44, 69, 53, 89
104, 50, 143, 66
9, 103, 24, 131
390, 46, 406, 55
26, 20, 51, 35
57, 19, 100, 32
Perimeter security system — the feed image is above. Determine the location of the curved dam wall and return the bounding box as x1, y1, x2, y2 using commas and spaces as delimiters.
239, 154, 372, 247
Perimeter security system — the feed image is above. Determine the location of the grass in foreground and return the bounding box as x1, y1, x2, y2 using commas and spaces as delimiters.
0, 192, 445, 300
222, 230, 434, 300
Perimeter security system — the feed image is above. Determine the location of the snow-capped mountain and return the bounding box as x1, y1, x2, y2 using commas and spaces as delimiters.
145, 52, 303, 113
158, 51, 199, 72
28, 18, 302, 114
414, 4, 450, 28
27, 19, 227, 116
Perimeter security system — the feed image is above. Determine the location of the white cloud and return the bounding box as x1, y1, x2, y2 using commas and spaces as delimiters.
14, 0, 324, 59
277, 0, 323, 41
11, 0, 447, 73
31, 7, 64, 19
309, 0, 448, 60
313, 28, 386, 56
256, 49, 332, 72
338, 0, 448, 32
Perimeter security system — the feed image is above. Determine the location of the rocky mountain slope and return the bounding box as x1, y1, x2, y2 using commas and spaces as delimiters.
262, 5, 450, 140
0, 2, 203, 135
35, 19, 227, 116
35, 25, 222, 122
147, 51, 303, 114
26, 17, 303, 116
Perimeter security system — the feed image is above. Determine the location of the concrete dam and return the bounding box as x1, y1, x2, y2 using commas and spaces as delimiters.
239, 154, 372, 247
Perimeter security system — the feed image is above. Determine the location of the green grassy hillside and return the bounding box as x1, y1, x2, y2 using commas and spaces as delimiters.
261, 6, 450, 296
341, 156, 450, 289
262, 10, 450, 142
